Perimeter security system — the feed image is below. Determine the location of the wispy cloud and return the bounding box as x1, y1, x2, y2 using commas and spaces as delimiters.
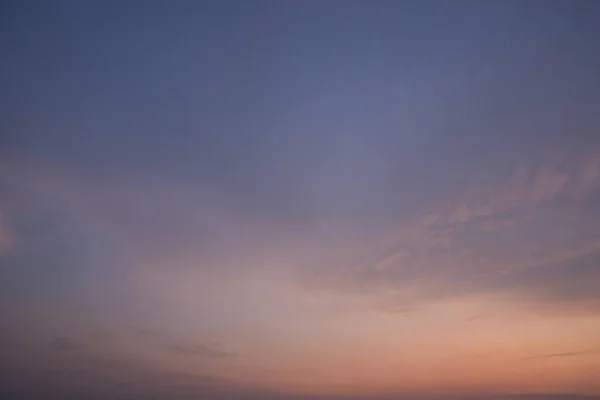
136, 329, 164, 338
163, 342, 233, 358
521, 350, 597, 360
135, 328, 234, 359
47, 336, 81, 352
312, 150, 600, 318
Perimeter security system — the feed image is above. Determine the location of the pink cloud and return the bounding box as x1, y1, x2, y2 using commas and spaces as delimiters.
572, 154, 600, 198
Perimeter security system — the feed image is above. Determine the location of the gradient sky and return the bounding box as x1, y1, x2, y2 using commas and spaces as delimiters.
2, 1, 600, 399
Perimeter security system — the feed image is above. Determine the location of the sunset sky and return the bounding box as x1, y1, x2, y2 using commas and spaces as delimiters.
1, 1, 600, 399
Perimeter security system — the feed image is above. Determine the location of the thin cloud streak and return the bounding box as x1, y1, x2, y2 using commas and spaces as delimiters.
134, 328, 234, 359
521, 350, 598, 360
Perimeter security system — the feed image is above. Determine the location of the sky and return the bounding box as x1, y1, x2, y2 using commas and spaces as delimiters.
1, 1, 600, 399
